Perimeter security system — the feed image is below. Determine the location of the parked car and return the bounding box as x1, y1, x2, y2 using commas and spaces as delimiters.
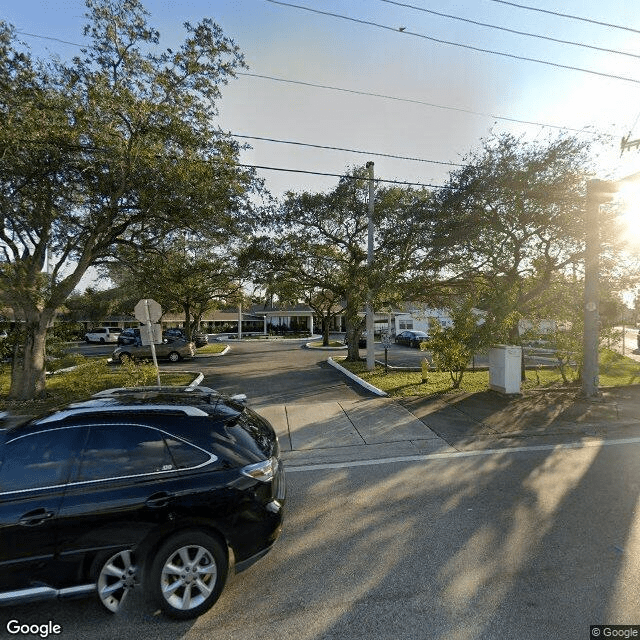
395, 330, 430, 348
84, 327, 122, 344
164, 328, 208, 348
112, 336, 195, 363
117, 327, 141, 346
0, 386, 285, 619
343, 331, 369, 348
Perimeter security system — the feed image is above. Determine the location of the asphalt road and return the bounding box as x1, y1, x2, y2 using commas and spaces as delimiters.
4, 339, 639, 639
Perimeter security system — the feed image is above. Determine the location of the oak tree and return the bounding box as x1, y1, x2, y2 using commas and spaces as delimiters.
1, 1, 257, 399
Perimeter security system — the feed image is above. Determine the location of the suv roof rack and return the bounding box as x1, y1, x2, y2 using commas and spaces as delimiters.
91, 386, 219, 397
91, 387, 247, 404
35, 404, 211, 424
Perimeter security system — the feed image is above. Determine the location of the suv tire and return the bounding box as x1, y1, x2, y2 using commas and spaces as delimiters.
149, 531, 228, 620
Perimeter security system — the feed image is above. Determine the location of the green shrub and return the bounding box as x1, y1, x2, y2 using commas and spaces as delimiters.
118, 359, 160, 387
52, 359, 111, 400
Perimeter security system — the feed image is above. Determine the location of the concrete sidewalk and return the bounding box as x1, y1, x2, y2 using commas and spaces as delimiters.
258, 385, 640, 467
258, 399, 457, 466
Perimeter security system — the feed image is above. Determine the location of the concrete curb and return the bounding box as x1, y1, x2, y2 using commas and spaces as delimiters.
305, 341, 348, 350
327, 357, 388, 397
186, 372, 204, 389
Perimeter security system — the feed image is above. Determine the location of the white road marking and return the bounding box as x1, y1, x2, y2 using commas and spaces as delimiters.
284, 435, 640, 472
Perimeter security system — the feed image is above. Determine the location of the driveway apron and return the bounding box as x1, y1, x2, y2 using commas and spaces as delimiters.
198, 339, 452, 464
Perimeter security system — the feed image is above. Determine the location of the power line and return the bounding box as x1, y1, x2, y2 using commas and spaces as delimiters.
236, 162, 445, 189
231, 134, 466, 167
238, 72, 599, 135
265, 0, 640, 86
237, 161, 582, 202
12, 31, 612, 135
485, 0, 640, 36
379, 0, 640, 60
15, 30, 83, 48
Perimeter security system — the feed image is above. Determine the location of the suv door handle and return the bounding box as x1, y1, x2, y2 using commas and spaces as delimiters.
145, 492, 173, 508
19, 508, 54, 526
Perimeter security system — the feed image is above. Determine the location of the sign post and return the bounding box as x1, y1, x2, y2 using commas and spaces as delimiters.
381, 332, 392, 374
134, 298, 162, 387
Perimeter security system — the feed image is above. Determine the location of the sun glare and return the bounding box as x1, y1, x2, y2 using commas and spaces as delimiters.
615, 183, 640, 249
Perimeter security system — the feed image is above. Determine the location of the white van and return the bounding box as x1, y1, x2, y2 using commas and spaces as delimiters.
84, 327, 122, 344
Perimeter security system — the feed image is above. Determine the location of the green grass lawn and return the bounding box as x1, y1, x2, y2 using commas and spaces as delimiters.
1, 344, 229, 414
338, 349, 640, 397
0, 357, 197, 415
197, 343, 228, 355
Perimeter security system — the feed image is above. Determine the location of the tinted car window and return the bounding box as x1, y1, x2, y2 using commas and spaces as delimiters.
77, 424, 175, 482
164, 437, 211, 469
0, 428, 82, 492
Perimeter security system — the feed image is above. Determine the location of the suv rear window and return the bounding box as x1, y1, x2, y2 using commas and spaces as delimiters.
164, 437, 211, 469
77, 424, 175, 481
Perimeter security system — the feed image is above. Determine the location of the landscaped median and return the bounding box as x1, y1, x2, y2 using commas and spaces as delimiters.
197, 343, 229, 355
0, 357, 198, 415
306, 340, 347, 349
331, 349, 640, 398
0, 342, 231, 414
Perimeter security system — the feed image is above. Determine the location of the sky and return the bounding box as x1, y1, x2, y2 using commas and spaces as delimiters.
4, 0, 640, 200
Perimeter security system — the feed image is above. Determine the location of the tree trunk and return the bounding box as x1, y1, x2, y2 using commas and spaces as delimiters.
322, 312, 331, 346
182, 303, 192, 340
191, 313, 203, 338
9, 313, 54, 401
344, 289, 365, 362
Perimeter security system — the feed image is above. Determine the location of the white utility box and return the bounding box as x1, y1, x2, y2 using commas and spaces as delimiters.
488, 345, 522, 395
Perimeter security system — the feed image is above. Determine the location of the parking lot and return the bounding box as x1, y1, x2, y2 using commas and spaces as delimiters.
3, 338, 640, 639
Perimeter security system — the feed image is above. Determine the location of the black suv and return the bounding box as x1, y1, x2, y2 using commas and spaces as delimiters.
0, 386, 285, 620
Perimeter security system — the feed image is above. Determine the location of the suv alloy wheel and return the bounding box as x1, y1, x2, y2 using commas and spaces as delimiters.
149, 530, 228, 620
96, 549, 138, 613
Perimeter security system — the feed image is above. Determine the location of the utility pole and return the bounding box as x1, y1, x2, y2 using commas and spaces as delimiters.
582, 181, 604, 397
366, 161, 376, 371
582, 172, 640, 398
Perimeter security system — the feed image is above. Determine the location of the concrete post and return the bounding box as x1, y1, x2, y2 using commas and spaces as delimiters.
366, 161, 376, 370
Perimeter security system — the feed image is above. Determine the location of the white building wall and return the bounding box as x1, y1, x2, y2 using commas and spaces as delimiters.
393, 308, 454, 335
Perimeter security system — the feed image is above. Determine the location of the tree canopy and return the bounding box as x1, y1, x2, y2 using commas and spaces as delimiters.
432, 133, 596, 339
0, 0, 259, 399
109, 237, 244, 338
248, 166, 434, 357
